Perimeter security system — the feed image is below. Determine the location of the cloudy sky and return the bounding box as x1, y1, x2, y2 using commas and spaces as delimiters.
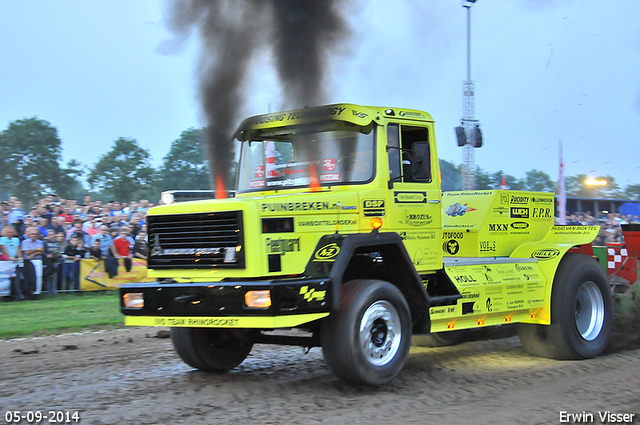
1, 0, 639, 188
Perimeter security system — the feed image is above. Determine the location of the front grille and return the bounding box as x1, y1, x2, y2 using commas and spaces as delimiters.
148, 211, 245, 269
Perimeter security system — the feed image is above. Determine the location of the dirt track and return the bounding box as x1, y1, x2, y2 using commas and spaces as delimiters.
1, 326, 639, 425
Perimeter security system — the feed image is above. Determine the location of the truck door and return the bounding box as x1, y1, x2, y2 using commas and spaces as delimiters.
386, 123, 442, 272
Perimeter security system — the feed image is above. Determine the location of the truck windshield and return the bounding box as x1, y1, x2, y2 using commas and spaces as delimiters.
236, 123, 375, 193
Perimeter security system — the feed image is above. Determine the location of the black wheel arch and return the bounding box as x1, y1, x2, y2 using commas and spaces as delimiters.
305, 232, 431, 331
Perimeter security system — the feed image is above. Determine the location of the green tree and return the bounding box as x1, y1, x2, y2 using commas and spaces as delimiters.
160, 128, 211, 190
474, 167, 493, 190
625, 184, 640, 201
55, 159, 85, 200
87, 138, 155, 201
0, 117, 63, 203
523, 169, 555, 192
439, 158, 461, 191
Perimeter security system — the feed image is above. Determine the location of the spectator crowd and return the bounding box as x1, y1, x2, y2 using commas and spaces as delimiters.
1, 194, 149, 301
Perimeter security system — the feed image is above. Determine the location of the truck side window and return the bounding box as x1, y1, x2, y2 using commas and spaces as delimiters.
387, 124, 401, 181
400, 126, 431, 183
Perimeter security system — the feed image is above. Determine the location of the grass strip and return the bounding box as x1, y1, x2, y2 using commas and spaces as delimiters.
0, 291, 125, 338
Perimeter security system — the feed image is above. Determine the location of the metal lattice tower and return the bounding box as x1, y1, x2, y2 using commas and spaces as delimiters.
461, 0, 478, 190
462, 81, 476, 190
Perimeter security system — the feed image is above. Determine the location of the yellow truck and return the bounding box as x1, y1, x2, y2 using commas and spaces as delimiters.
121, 103, 612, 384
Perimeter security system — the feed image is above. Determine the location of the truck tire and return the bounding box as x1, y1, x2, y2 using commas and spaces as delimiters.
321, 280, 412, 385
517, 253, 613, 360
170, 328, 253, 372
412, 329, 471, 347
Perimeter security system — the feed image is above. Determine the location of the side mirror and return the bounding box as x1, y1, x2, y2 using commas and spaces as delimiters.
411, 142, 431, 181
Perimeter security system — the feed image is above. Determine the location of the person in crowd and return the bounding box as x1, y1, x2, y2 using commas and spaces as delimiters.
49, 216, 67, 235
62, 235, 83, 291
113, 228, 134, 272
42, 229, 61, 294
20, 227, 44, 298
12, 219, 25, 239
129, 214, 142, 238
37, 217, 50, 238
91, 225, 118, 278
137, 199, 150, 213
7, 200, 25, 225
1, 227, 26, 300
133, 230, 148, 261
88, 238, 103, 261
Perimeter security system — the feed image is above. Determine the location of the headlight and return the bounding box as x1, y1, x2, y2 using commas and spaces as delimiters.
123, 292, 144, 309
245, 290, 271, 308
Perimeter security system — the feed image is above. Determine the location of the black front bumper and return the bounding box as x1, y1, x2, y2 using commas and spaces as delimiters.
120, 277, 331, 319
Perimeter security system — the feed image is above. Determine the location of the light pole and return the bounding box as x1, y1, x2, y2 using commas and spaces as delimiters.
459, 0, 481, 190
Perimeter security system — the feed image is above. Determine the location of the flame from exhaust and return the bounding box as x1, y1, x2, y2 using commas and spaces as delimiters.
215, 172, 227, 199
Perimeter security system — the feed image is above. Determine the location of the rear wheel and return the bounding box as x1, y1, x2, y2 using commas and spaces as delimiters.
321, 280, 412, 385
517, 253, 613, 359
171, 327, 254, 372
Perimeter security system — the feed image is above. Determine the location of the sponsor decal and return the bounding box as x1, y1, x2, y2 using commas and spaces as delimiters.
399, 231, 436, 241
479, 240, 496, 252
500, 193, 510, 205
446, 202, 476, 217
510, 195, 529, 204
461, 291, 480, 299
510, 207, 529, 219
515, 264, 535, 272
489, 223, 508, 232
298, 219, 357, 227
394, 191, 427, 204
254, 165, 265, 178
299, 286, 326, 302
363, 199, 385, 217
443, 239, 460, 255
398, 110, 425, 118
314, 243, 340, 262
262, 201, 339, 212
322, 158, 336, 171
531, 207, 552, 218
531, 249, 561, 260
249, 180, 265, 188
351, 110, 368, 119
454, 275, 477, 284
493, 207, 510, 216
320, 173, 340, 182
403, 211, 433, 227
266, 238, 300, 256
531, 196, 553, 204
442, 231, 464, 239
510, 221, 530, 230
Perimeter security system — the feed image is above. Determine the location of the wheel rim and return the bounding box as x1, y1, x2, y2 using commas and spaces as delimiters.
359, 300, 401, 366
574, 281, 605, 341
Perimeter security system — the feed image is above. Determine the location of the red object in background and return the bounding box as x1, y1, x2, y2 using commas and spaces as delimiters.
606, 244, 637, 285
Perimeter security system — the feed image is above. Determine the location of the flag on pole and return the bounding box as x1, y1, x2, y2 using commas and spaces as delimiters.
557, 139, 567, 225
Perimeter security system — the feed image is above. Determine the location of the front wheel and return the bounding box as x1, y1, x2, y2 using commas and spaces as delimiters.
171, 327, 254, 372
517, 253, 613, 359
321, 280, 412, 385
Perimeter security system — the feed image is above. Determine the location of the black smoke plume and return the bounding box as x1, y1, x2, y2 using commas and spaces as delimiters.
163, 0, 350, 192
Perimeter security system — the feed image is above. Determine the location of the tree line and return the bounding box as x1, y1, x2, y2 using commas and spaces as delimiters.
1, 117, 638, 205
